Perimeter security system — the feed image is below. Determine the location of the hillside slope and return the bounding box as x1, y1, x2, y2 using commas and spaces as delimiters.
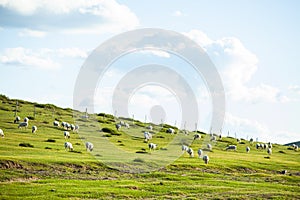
0, 94, 299, 199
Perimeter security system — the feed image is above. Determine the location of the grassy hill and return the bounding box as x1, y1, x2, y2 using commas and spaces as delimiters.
0, 94, 299, 199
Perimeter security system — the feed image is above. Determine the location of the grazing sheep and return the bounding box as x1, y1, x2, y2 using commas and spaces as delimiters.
147, 125, 153, 131
249, 138, 254, 144
210, 136, 217, 141
125, 123, 130, 129
18, 122, 28, 129
237, 138, 241, 143
85, 142, 94, 151
263, 143, 267, 149
120, 121, 125, 126
61, 122, 67, 129
182, 145, 189, 152
197, 149, 203, 158
64, 142, 73, 151
267, 148, 272, 155
203, 155, 209, 164
246, 146, 250, 153
226, 145, 237, 151
116, 124, 121, 131
64, 131, 70, 139
268, 142, 272, 149
294, 145, 299, 151
74, 125, 79, 132
193, 134, 201, 140
166, 128, 175, 134
32, 126, 37, 133
187, 148, 194, 157
148, 143, 157, 150
24, 117, 29, 123
14, 116, 21, 123
0, 129, 4, 138
70, 124, 75, 131
65, 123, 71, 130
53, 121, 60, 127
207, 143, 212, 151
256, 143, 262, 149
219, 134, 222, 140
281, 170, 287, 175
144, 131, 152, 142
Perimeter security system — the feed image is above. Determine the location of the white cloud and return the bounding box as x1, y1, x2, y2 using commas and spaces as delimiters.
185, 30, 289, 104
18, 29, 46, 37
0, 0, 139, 34
288, 85, 300, 94
57, 48, 88, 59
139, 49, 170, 58
172, 10, 184, 17
272, 130, 299, 144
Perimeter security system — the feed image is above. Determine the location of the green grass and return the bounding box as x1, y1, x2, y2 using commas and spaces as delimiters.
0, 95, 299, 199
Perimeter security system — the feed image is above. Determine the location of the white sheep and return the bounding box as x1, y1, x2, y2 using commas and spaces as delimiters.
53, 121, 60, 127
64, 142, 73, 151
210, 135, 217, 141
147, 125, 153, 131
32, 126, 37, 133
85, 142, 94, 151
187, 148, 194, 157
24, 117, 29, 123
249, 138, 254, 144
14, 116, 20, 123
64, 131, 70, 139
226, 145, 237, 151
144, 131, 152, 142
203, 155, 209, 164
256, 143, 262, 149
237, 138, 241, 143
70, 124, 75, 131
246, 146, 250, 153
197, 149, 203, 158
148, 143, 157, 151
166, 128, 175, 134
125, 123, 130, 129
18, 122, 28, 129
267, 148, 272, 155
0, 129, 4, 138
182, 145, 189, 152
120, 121, 125, 126
207, 143, 212, 151
268, 142, 272, 149
116, 124, 121, 131
61, 122, 67, 129
193, 134, 201, 140
65, 123, 71, 130
74, 125, 79, 132
294, 145, 299, 151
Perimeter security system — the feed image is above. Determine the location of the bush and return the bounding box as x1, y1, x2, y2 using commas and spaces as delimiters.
102, 127, 121, 136
45, 139, 56, 143
27, 116, 35, 120
19, 143, 34, 148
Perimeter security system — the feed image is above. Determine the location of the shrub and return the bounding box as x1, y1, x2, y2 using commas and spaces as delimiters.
27, 116, 35, 120
102, 127, 121, 136
45, 139, 56, 143
19, 143, 34, 148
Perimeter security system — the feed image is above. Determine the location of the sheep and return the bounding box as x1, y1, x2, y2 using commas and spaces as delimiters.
0, 129, 4, 138
116, 124, 121, 131
268, 142, 272, 149
64, 142, 73, 151
61, 122, 67, 129
263, 143, 267, 149
294, 145, 298, 151
147, 125, 153, 131
148, 143, 157, 150
226, 145, 237, 151
197, 149, 203, 158
125, 123, 130, 129
65, 123, 71, 130
249, 138, 254, 144
187, 148, 194, 157
14, 116, 21, 123
53, 121, 60, 127
256, 143, 262, 149
246, 146, 250, 153
166, 128, 175, 134
74, 125, 79, 132
18, 122, 28, 129
193, 134, 201, 140
210, 135, 217, 141
85, 142, 94, 151
267, 148, 272, 155
24, 117, 29, 123
70, 124, 75, 131
32, 126, 37, 133
144, 131, 152, 142
182, 145, 189, 152
219, 134, 222, 140
203, 155, 209, 164
120, 121, 125, 126
207, 143, 212, 151
64, 131, 70, 139
237, 138, 241, 143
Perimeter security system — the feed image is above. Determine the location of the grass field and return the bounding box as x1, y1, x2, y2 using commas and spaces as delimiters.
0, 94, 299, 199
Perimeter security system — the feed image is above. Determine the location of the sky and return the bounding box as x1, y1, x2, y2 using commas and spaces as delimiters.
0, 0, 300, 144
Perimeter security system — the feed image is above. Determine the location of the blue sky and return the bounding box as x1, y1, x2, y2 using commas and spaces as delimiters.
0, 0, 300, 144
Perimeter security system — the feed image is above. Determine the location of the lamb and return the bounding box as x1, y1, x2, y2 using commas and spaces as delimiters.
116, 124, 121, 131
193, 134, 201, 140
14, 116, 21, 123
166, 128, 175, 134
85, 142, 94, 151
203, 155, 209, 164
144, 131, 152, 142
267, 148, 272, 155
64, 142, 73, 151
24, 117, 29, 123
147, 125, 153, 131
246, 146, 250, 153
148, 143, 157, 150
64, 131, 70, 139
187, 148, 194, 157
207, 143, 212, 151
18, 122, 28, 129
32, 126, 37, 133
197, 149, 203, 158
53, 121, 60, 127
0, 129, 4, 138
226, 145, 237, 151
